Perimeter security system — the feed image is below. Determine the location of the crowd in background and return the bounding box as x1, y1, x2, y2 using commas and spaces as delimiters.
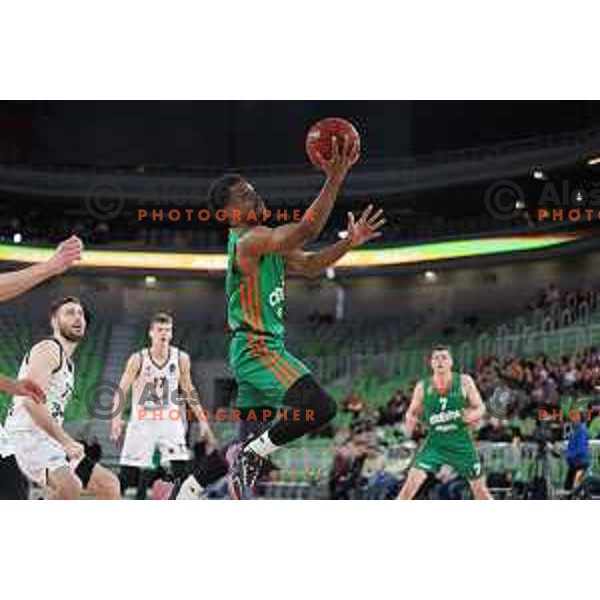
0, 193, 536, 252
326, 283, 600, 498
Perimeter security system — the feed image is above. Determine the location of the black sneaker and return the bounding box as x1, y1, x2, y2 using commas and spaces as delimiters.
229, 447, 267, 499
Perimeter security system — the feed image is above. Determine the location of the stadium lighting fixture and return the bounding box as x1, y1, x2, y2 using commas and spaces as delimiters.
587, 156, 600, 166
144, 275, 157, 287
530, 166, 547, 180
424, 270, 437, 282
13, 233, 22, 244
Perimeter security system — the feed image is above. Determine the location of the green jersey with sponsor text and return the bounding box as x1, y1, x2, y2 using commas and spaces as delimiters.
226, 228, 310, 410
414, 371, 481, 480
422, 372, 469, 437
226, 228, 286, 339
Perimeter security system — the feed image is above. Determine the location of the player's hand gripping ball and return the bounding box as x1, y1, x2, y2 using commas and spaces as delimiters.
305, 117, 360, 170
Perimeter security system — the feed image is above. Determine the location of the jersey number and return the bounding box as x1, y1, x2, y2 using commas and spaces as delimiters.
153, 376, 167, 399
439, 397, 448, 411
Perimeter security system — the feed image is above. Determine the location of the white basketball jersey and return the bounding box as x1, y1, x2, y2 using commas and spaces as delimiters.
131, 347, 181, 420
0, 423, 13, 458
6, 338, 75, 432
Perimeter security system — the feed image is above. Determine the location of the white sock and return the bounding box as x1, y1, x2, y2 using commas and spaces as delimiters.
245, 431, 280, 458
175, 475, 205, 500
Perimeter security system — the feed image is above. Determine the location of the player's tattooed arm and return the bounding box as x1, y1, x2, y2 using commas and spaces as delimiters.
178, 351, 217, 452
236, 136, 358, 275
110, 352, 142, 441
0, 235, 82, 303
462, 374, 486, 428
19, 340, 83, 459
285, 205, 386, 278
405, 381, 425, 435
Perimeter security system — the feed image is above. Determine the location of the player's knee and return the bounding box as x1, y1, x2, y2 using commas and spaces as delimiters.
57, 476, 82, 500
100, 471, 121, 499
88, 466, 121, 499
470, 478, 491, 499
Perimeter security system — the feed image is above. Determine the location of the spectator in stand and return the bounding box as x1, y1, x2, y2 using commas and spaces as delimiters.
329, 429, 369, 499
565, 420, 591, 491
377, 390, 408, 426
478, 417, 512, 443
342, 392, 367, 420
544, 283, 561, 308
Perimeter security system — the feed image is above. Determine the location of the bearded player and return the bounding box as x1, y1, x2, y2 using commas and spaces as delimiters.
0, 235, 82, 499
5, 297, 120, 499
397, 346, 492, 500
168, 134, 384, 501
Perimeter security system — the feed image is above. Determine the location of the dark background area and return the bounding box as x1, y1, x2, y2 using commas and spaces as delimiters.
2, 100, 600, 167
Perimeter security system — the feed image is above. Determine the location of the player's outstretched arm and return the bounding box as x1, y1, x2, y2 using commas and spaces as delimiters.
236, 136, 357, 275
405, 381, 425, 435
0, 235, 83, 303
19, 340, 83, 460
178, 351, 218, 453
285, 204, 385, 278
462, 374, 486, 428
110, 352, 141, 441
0, 374, 45, 403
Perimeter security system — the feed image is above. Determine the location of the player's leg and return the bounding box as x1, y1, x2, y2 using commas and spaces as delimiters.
468, 476, 493, 500
167, 415, 272, 500
397, 467, 429, 500
12, 430, 78, 499
84, 463, 120, 499
118, 466, 139, 496
163, 414, 230, 500
153, 420, 194, 498
449, 440, 493, 500
170, 449, 229, 499
232, 374, 337, 492
397, 439, 442, 500
227, 417, 274, 499
173, 340, 334, 499
0, 455, 30, 500
47, 466, 83, 500
119, 420, 156, 498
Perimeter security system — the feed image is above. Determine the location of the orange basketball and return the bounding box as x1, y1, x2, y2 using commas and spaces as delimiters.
305, 117, 361, 170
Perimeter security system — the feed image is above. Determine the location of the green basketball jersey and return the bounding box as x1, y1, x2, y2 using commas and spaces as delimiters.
414, 371, 481, 480
226, 228, 286, 338
422, 372, 468, 437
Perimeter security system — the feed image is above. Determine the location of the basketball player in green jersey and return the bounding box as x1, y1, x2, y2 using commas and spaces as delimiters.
198, 135, 385, 497
398, 346, 493, 500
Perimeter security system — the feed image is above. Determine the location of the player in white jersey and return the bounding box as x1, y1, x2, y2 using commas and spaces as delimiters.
0, 235, 82, 499
111, 312, 216, 496
0, 377, 46, 499
5, 296, 120, 499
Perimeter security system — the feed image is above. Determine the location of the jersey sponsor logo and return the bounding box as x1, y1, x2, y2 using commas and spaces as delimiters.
268, 285, 284, 307
269, 284, 285, 319
429, 409, 462, 426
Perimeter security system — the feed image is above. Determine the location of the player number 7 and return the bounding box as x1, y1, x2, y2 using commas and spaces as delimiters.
440, 397, 448, 411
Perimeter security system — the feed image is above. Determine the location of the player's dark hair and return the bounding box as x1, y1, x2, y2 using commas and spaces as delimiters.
431, 344, 451, 355
50, 296, 84, 317
49, 295, 90, 326
207, 173, 245, 210
150, 311, 173, 326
